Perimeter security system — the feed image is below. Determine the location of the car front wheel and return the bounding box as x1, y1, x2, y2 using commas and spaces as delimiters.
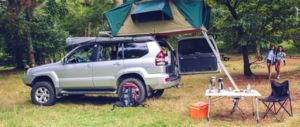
31, 81, 56, 106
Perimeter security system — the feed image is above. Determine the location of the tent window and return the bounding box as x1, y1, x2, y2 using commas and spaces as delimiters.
131, 0, 173, 23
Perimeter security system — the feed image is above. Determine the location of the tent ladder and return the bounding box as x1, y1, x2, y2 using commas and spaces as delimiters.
202, 31, 239, 90
209, 36, 222, 72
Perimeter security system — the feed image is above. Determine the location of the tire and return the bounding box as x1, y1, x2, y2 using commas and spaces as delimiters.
31, 81, 56, 106
117, 78, 146, 104
149, 89, 164, 98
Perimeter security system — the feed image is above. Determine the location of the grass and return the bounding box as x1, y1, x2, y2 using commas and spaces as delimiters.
0, 55, 300, 127
0, 66, 15, 71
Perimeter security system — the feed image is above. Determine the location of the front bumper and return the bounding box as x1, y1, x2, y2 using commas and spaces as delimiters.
23, 75, 34, 86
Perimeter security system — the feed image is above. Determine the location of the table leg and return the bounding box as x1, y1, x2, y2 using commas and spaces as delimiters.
207, 96, 211, 122
252, 97, 255, 117
255, 97, 260, 124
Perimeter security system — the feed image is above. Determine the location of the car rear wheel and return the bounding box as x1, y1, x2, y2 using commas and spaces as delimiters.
117, 78, 146, 104
149, 89, 164, 98
31, 81, 56, 106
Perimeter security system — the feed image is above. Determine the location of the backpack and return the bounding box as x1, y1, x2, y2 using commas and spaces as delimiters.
112, 83, 143, 110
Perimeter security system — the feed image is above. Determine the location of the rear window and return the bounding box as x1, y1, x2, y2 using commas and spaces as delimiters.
178, 38, 214, 56
123, 43, 148, 59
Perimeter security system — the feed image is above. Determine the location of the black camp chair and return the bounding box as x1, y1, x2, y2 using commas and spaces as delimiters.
259, 80, 293, 121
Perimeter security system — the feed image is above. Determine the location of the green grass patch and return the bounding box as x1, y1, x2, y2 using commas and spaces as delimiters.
0, 55, 300, 127
0, 66, 15, 71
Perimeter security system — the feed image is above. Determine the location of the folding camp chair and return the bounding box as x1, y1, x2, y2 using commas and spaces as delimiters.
259, 80, 293, 121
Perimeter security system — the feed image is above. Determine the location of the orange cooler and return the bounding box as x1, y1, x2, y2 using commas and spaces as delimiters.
189, 102, 208, 119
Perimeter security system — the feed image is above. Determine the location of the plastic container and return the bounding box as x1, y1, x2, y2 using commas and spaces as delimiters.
189, 102, 208, 119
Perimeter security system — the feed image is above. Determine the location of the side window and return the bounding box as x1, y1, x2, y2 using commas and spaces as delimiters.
123, 43, 148, 59
67, 45, 95, 64
97, 44, 122, 61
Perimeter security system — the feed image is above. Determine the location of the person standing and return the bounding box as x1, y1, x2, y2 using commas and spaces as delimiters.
266, 45, 276, 79
275, 46, 286, 79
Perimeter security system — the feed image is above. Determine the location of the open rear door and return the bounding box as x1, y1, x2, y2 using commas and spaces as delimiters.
177, 36, 220, 74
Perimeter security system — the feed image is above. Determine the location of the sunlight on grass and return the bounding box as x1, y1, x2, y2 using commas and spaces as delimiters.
0, 66, 15, 71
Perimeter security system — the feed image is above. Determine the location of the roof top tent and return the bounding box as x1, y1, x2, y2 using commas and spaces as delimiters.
104, 0, 211, 36
103, 0, 239, 90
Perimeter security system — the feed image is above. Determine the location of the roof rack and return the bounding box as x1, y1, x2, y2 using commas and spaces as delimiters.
66, 35, 156, 46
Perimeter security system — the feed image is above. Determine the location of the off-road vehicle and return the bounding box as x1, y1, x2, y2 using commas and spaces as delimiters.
23, 36, 180, 106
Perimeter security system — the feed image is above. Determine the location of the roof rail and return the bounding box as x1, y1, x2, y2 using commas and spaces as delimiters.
66, 36, 156, 46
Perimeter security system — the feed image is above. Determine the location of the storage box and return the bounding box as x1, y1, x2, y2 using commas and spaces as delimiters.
189, 102, 208, 119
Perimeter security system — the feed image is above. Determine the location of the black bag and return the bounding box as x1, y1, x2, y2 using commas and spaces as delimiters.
112, 83, 143, 110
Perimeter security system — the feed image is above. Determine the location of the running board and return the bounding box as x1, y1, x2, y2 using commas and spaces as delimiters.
60, 90, 117, 95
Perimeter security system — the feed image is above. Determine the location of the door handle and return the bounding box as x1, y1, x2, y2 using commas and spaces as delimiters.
87, 64, 92, 68
113, 62, 121, 66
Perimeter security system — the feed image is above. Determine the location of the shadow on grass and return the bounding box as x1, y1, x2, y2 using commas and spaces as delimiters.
56, 95, 118, 105
212, 110, 278, 122
221, 68, 300, 88
0, 69, 23, 76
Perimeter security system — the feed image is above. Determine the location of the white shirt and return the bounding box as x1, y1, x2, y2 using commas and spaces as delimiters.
267, 50, 274, 60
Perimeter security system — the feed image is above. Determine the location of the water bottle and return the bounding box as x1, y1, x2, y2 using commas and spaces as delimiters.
218, 78, 224, 92
246, 83, 251, 93
210, 76, 216, 92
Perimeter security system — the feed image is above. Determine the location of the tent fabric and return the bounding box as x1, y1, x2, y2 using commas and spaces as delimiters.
104, 0, 210, 36
202, 4, 211, 28
118, 1, 194, 36
104, 2, 133, 36
172, 0, 203, 28
131, 0, 173, 23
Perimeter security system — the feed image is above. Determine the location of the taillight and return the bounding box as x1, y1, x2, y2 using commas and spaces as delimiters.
155, 50, 166, 66
165, 77, 171, 82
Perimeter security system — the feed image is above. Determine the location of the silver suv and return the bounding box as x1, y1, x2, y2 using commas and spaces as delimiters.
23, 36, 180, 106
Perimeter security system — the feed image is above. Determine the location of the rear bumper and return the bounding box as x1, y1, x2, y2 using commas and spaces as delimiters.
144, 74, 180, 90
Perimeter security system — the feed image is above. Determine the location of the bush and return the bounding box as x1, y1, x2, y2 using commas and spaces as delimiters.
280, 40, 300, 54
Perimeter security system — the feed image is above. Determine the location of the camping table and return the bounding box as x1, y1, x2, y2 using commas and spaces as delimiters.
205, 89, 261, 124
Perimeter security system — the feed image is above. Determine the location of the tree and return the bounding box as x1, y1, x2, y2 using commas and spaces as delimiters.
0, 0, 67, 68
0, 0, 114, 68
0, 0, 31, 69
213, 0, 253, 76
210, 0, 299, 76
24, 0, 42, 67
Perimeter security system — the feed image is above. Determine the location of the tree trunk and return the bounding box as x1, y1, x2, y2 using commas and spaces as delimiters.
15, 31, 25, 69
25, 7, 35, 67
26, 29, 35, 67
223, 1, 253, 76
255, 41, 262, 60
242, 45, 253, 76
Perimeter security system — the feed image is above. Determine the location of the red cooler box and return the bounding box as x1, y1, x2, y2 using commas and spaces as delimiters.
189, 102, 208, 119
